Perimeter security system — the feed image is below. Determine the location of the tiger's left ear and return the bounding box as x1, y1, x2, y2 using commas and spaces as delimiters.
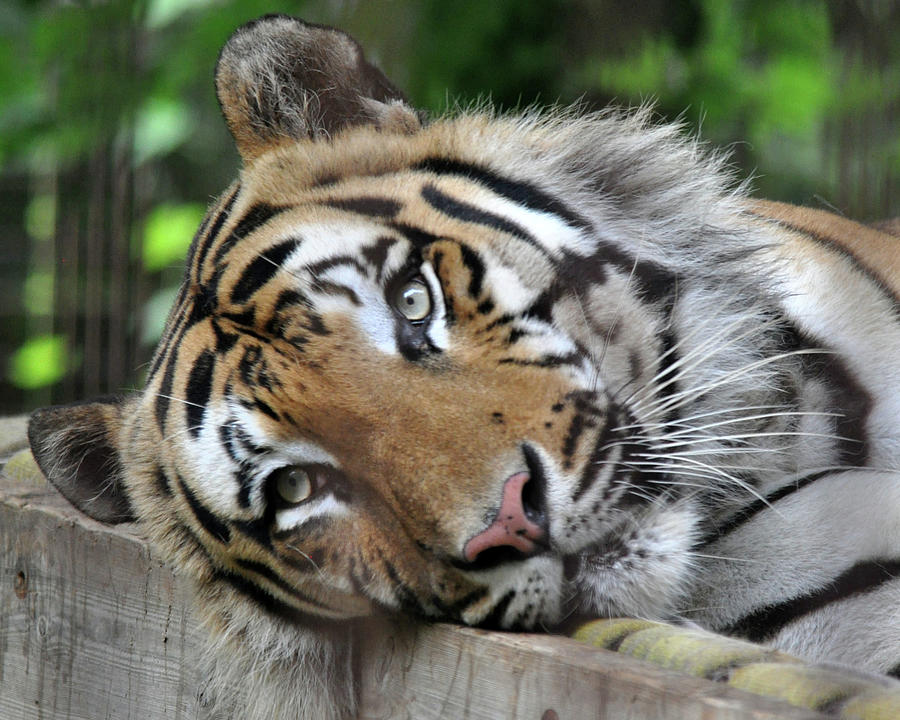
28, 397, 136, 524
216, 14, 422, 163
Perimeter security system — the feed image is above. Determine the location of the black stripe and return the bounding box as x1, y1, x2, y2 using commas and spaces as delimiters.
221, 308, 255, 328
232, 517, 273, 549
178, 475, 231, 543
147, 333, 170, 381
254, 398, 280, 421
213, 568, 339, 626
212, 320, 239, 354
479, 590, 516, 629
431, 586, 490, 619
265, 288, 331, 341
238, 345, 265, 388
213, 203, 290, 266
702, 469, 831, 545
652, 331, 680, 423
230, 238, 301, 305
459, 244, 486, 298
148, 275, 199, 378
562, 413, 587, 468
322, 196, 402, 218
234, 463, 254, 510
789, 329, 871, 467
234, 557, 331, 610
389, 221, 443, 249
218, 423, 240, 463
194, 185, 239, 282
184, 204, 213, 273
421, 184, 549, 256
576, 243, 674, 306
152, 467, 173, 496
305, 254, 369, 278
362, 236, 398, 283
726, 559, 900, 642
186, 282, 217, 327
315, 281, 361, 305
414, 157, 593, 232
155, 347, 178, 435
382, 558, 429, 617
483, 313, 516, 331
498, 351, 583, 369
572, 412, 618, 502
887, 663, 900, 679
185, 349, 215, 438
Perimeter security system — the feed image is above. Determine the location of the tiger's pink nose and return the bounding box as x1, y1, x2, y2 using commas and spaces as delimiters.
463, 472, 546, 563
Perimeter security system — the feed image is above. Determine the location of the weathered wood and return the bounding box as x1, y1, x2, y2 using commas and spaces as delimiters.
0, 477, 203, 719
1, 464, 825, 720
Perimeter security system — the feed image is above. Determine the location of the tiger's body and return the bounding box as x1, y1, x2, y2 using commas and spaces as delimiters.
27, 15, 900, 720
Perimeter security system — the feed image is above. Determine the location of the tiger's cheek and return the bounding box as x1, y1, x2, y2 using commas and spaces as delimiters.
277, 340, 575, 547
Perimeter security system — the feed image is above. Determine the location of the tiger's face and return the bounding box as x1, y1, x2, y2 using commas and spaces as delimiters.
131, 141, 690, 629
30, 15, 745, 637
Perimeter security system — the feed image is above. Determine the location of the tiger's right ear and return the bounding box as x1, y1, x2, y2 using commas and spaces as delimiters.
28, 397, 136, 524
215, 14, 421, 163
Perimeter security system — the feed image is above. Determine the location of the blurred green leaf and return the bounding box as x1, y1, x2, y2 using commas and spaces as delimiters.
143, 202, 206, 271
135, 97, 194, 164
8, 334, 68, 389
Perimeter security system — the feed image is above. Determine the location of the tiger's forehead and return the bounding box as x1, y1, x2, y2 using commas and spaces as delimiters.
240, 115, 535, 200
194, 150, 595, 314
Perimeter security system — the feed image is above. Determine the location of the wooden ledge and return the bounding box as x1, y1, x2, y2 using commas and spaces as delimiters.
1, 456, 825, 720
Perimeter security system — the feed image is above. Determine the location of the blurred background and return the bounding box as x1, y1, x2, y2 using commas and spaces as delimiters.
1, 0, 898, 415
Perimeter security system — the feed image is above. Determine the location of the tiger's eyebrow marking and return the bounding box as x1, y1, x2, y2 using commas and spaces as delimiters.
320, 196, 403, 218
231, 238, 303, 305
420, 183, 552, 260
413, 156, 594, 232
213, 203, 293, 266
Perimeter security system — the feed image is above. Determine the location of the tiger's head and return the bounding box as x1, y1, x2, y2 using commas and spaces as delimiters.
29, 16, 761, 648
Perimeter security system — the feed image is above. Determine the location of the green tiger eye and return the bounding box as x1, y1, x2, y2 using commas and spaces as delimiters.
395, 278, 431, 321
274, 467, 313, 504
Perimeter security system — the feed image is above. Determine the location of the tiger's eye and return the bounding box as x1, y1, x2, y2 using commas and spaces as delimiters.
394, 278, 431, 321
274, 467, 314, 504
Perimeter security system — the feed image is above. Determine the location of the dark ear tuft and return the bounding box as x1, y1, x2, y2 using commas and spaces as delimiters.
215, 14, 421, 162
28, 397, 136, 524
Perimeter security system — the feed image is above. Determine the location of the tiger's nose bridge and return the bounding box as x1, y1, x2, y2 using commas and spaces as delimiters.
463, 471, 546, 563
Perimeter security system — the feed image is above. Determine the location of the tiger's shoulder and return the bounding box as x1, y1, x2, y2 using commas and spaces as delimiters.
748, 198, 900, 299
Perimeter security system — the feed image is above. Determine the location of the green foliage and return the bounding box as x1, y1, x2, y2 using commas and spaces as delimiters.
142, 202, 206, 272
134, 97, 194, 165
8, 335, 68, 390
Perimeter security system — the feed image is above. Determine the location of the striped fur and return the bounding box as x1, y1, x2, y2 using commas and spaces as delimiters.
28, 15, 900, 719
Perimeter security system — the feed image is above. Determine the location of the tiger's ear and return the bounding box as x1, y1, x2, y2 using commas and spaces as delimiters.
216, 14, 421, 162
28, 397, 136, 524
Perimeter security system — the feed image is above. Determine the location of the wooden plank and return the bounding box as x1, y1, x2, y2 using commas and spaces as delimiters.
357, 625, 825, 720
0, 483, 203, 719
0, 464, 824, 720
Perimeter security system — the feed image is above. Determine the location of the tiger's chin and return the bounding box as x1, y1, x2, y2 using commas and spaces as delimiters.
565, 502, 701, 622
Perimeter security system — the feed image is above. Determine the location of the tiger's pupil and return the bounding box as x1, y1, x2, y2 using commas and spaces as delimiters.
395, 278, 431, 321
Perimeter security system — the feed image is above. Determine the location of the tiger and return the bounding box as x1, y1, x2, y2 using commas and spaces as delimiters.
26, 14, 900, 720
